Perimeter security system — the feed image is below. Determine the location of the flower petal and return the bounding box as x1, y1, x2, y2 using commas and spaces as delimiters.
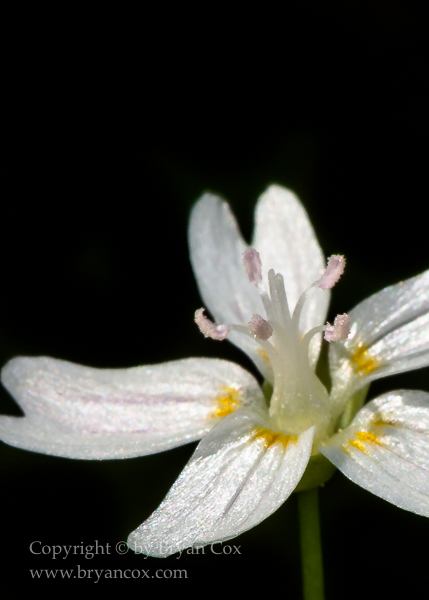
320, 390, 429, 517
128, 409, 314, 557
189, 192, 270, 379
0, 356, 265, 459
329, 269, 429, 415
252, 185, 329, 366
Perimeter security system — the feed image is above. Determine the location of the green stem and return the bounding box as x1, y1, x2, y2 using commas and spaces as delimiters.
297, 487, 325, 600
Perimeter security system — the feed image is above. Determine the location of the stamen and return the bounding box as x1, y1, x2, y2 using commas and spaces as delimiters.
243, 248, 262, 285
316, 255, 346, 290
248, 314, 273, 340
324, 313, 350, 342
195, 308, 229, 340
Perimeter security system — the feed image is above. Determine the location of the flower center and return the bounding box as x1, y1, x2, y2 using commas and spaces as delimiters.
195, 250, 349, 443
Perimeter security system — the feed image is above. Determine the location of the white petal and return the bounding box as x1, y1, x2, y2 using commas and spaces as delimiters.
320, 390, 429, 517
252, 185, 329, 366
128, 410, 314, 556
189, 193, 271, 379
0, 356, 265, 459
330, 269, 429, 414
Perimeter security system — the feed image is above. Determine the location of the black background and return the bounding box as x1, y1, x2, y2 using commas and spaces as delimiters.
1, 3, 428, 596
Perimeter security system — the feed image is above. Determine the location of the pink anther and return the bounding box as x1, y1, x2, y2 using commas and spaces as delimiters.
316, 255, 346, 290
324, 313, 350, 342
195, 308, 229, 340
248, 314, 273, 340
243, 248, 263, 285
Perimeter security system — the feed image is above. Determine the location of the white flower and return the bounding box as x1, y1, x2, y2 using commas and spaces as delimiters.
2, 185, 429, 557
